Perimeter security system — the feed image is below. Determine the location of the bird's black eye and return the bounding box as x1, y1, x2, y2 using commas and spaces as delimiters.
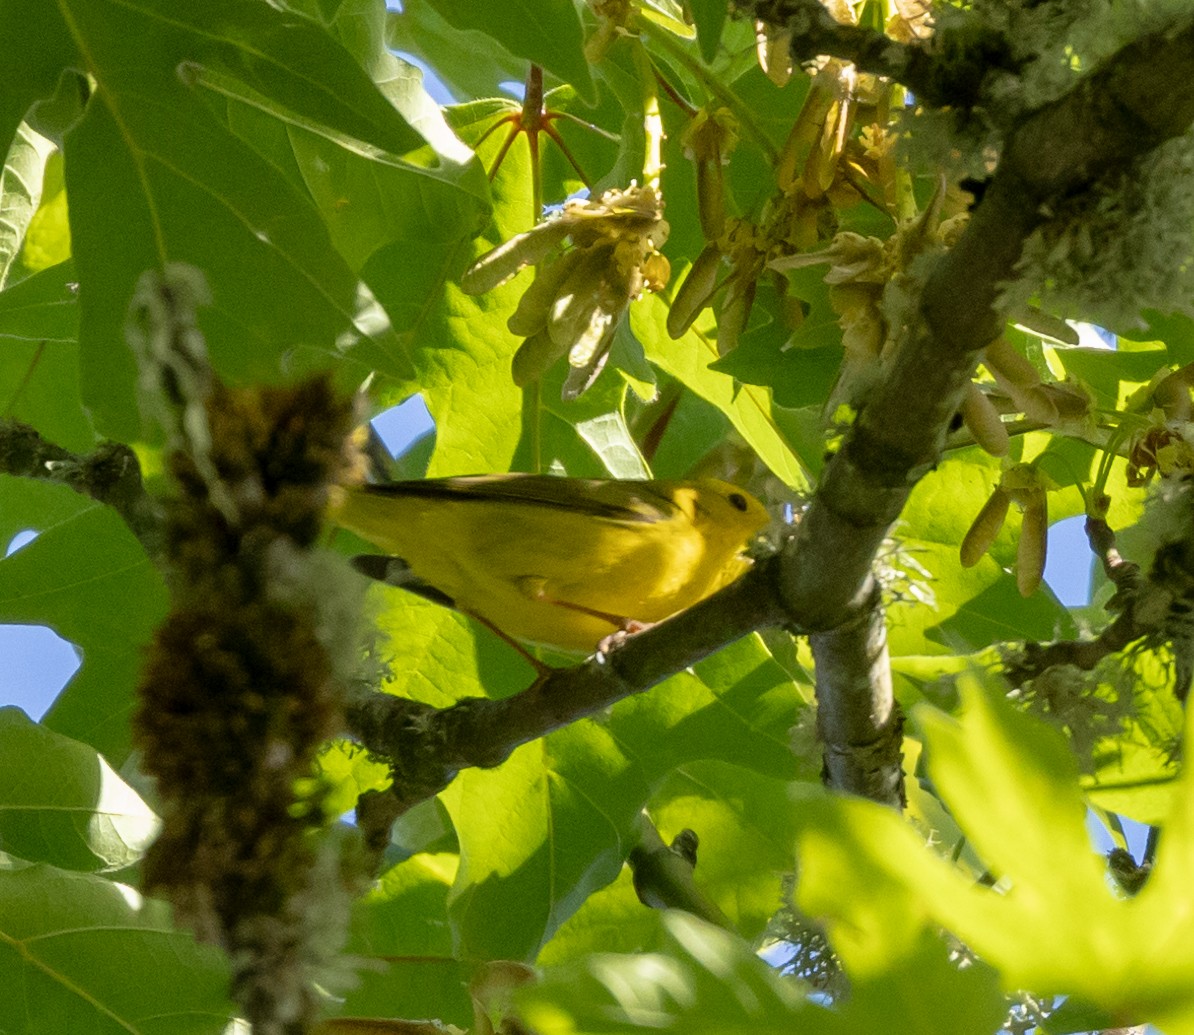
728, 492, 749, 512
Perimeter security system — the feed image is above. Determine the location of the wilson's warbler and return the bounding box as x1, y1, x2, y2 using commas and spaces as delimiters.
332, 474, 770, 653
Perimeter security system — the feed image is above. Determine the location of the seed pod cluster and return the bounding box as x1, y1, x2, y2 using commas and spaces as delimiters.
668, 51, 890, 359
960, 463, 1051, 597
960, 383, 1008, 456
983, 337, 1061, 425
958, 335, 1095, 457
667, 189, 840, 358
462, 184, 670, 400
768, 185, 961, 414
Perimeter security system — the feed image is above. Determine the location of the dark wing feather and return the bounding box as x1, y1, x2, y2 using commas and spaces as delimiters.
361, 475, 677, 524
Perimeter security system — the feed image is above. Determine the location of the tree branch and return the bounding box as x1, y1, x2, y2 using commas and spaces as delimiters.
746, 0, 1019, 112
348, 561, 793, 825
772, 12, 1194, 804
0, 418, 165, 561
810, 586, 903, 807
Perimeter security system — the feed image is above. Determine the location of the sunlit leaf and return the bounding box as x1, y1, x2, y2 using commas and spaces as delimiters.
421, 0, 596, 104
0, 865, 234, 1033
521, 910, 1005, 1035
0, 708, 158, 871
0, 123, 56, 284
795, 677, 1194, 1034
634, 293, 812, 490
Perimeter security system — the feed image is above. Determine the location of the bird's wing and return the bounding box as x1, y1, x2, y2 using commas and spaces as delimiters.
364, 475, 679, 525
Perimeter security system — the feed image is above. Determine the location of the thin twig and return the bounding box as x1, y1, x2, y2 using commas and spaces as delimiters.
746, 0, 1020, 114
0, 418, 165, 562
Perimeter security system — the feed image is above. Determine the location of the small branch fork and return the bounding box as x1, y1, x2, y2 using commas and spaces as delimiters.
1004, 514, 1168, 685
0, 418, 165, 562
473, 64, 595, 192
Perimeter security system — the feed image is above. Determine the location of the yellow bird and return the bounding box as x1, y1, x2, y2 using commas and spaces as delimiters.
332, 474, 770, 653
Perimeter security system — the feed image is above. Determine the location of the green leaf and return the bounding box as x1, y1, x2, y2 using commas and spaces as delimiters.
0, 260, 94, 452
361, 99, 538, 474
646, 388, 734, 477
0, 471, 92, 547
1115, 309, 1194, 365
889, 451, 1077, 658
597, 638, 813, 941
438, 635, 808, 960
334, 957, 475, 1029
712, 339, 843, 412
0, 709, 158, 872
795, 677, 1194, 1034
0, 1, 77, 165
365, 582, 538, 706
1047, 341, 1168, 411
1081, 650, 1182, 824
522, 912, 806, 1035
522, 910, 1005, 1035
0, 123, 56, 286
918, 683, 1100, 902
646, 762, 801, 938
537, 866, 666, 965
534, 360, 650, 478
606, 635, 808, 783
0, 865, 234, 1034
388, 2, 528, 102
0, 481, 168, 763
339, 851, 475, 1026
350, 851, 458, 957
442, 719, 647, 961
317, 740, 393, 820
687, 0, 728, 63
634, 292, 812, 490
28, 0, 468, 437
16, 148, 69, 276
79, 0, 429, 156
67, 94, 409, 439
25, 71, 91, 149
422, 0, 596, 104
284, 0, 490, 273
